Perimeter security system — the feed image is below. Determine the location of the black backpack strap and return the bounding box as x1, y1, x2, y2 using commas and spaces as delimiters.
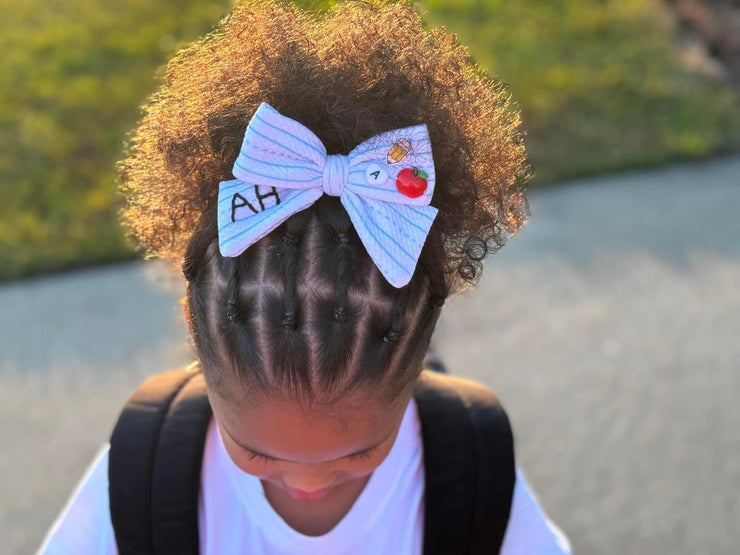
109, 366, 212, 555
151, 371, 211, 554
415, 370, 516, 555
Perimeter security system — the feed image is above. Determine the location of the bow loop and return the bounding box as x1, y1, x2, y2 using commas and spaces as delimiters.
217, 102, 438, 288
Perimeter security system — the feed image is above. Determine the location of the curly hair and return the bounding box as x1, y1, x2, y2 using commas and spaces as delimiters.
116, 0, 531, 402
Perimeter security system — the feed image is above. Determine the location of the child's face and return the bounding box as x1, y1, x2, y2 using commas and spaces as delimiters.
208, 380, 412, 503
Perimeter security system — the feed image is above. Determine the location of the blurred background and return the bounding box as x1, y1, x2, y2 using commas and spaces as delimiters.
1, 0, 738, 553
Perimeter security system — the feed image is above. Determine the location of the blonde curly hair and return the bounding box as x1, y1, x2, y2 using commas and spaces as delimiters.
117, 0, 530, 295
116, 0, 531, 399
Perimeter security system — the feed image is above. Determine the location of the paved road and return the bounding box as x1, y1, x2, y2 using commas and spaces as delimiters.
2, 156, 739, 554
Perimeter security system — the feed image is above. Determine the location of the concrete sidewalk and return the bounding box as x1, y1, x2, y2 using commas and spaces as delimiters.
2, 156, 739, 554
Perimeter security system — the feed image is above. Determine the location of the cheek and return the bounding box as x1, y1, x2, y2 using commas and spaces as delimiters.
337, 454, 388, 477
327, 445, 396, 482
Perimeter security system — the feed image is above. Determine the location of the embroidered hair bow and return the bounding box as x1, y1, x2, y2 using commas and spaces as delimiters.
217, 102, 438, 288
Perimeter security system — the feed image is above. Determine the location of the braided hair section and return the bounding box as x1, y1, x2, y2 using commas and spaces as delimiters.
311, 198, 364, 392
261, 210, 313, 396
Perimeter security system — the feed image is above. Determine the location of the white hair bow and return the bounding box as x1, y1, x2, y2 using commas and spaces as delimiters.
217, 102, 438, 287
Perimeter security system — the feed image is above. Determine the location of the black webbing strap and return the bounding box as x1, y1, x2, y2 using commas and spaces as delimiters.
151, 371, 212, 554
416, 371, 477, 554
467, 385, 516, 554
416, 370, 515, 555
109, 368, 198, 554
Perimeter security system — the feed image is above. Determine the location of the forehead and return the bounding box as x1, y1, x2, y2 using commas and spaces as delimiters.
208, 382, 411, 463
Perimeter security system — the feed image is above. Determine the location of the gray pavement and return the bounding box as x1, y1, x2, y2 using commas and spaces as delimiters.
2, 156, 739, 554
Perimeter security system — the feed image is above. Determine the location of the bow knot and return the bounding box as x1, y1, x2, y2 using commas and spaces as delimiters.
322, 153, 349, 197
217, 102, 438, 288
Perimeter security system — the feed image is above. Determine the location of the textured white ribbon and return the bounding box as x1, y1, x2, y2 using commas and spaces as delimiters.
217, 102, 438, 287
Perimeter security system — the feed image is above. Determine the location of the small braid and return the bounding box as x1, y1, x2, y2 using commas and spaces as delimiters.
279, 230, 300, 329
224, 257, 240, 322
305, 198, 366, 391
382, 285, 411, 344
259, 211, 313, 394
217, 249, 266, 391
315, 198, 354, 317
333, 231, 351, 320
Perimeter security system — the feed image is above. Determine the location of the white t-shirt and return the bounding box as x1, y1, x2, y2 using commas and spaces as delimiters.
39, 398, 572, 554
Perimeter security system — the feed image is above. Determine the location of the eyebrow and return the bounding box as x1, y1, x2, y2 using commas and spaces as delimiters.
220, 422, 395, 463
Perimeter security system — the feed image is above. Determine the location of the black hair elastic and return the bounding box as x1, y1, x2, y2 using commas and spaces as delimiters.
282, 311, 296, 328
382, 328, 400, 343
226, 299, 239, 321
335, 232, 349, 246
333, 306, 346, 322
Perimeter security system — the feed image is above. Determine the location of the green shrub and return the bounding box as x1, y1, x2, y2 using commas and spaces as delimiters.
0, 0, 237, 280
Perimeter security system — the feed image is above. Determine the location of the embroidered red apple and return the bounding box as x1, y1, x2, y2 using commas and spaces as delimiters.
395, 167, 428, 198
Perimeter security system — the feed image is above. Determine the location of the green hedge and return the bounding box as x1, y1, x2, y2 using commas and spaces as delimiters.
0, 0, 236, 280
1, 0, 738, 280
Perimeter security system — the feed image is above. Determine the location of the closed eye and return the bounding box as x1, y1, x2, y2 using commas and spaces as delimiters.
245, 450, 278, 463
244, 446, 377, 463
346, 447, 376, 461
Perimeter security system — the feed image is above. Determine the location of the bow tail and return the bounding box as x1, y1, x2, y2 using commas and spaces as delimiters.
217, 180, 322, 257
340, 191, 438, 288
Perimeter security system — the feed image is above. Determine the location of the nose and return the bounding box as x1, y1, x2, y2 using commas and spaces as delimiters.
283, 464, 335, 493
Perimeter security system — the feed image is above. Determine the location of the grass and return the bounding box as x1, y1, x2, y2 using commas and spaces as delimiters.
1, 0, 738, 280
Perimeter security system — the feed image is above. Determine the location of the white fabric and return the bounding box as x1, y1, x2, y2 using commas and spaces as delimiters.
39, 398, 572, 554
217, 101, 439, 287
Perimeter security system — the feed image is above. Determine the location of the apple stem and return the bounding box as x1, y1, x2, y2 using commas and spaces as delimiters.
413, 167, 428, 179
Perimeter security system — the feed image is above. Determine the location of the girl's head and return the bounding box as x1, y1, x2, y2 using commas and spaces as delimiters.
117, 0, 529, 495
